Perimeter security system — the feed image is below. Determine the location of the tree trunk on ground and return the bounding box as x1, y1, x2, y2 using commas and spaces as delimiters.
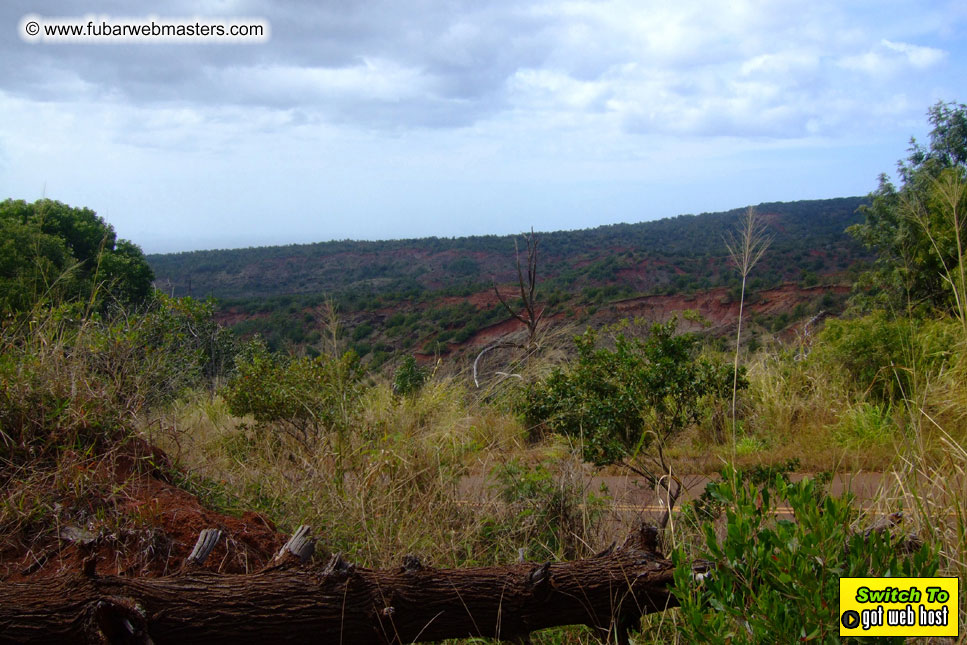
0, 526, 684, 645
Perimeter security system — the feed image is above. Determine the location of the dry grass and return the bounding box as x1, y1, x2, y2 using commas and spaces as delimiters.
154, 376, 604, 570
866, 426, 967, 638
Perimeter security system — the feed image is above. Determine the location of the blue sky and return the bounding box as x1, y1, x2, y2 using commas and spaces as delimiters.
2, 0, 965, 253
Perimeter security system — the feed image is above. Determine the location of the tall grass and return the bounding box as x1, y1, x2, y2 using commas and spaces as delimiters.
724, 206, 772, 440
157, 375, 604, 570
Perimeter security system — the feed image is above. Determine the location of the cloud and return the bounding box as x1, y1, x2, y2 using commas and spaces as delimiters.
2, 0, 962, 141
1, 0, 965, 246
839, 39, 947, 76
881, 39, 946, 68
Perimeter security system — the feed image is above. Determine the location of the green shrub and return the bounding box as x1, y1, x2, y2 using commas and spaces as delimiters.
734, 434, 766, 455
222, 337, 363, 444
520, 319, 737, 465
392, 355, 427, 397
674, 467, 939, 643
0, 295, 227, 466
351, 323, 374, 341
833, 402, 897, 448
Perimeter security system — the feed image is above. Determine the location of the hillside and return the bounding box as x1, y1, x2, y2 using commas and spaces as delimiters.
148, 197, 870, 361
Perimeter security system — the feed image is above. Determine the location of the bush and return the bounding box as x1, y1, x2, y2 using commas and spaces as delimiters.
222, 337, 363, 444
0, 295, 228, 466
519, 319, 737, 465
833, 402, 897, 448
392, 355, 427, 397
674, 467, 939, 643
479, 459, 606, 562
351, 323, 374, 341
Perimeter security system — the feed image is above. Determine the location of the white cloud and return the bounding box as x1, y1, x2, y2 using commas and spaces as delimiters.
839, 39, 947, 76
881, 39, 946, 68
740, 50, 820, 78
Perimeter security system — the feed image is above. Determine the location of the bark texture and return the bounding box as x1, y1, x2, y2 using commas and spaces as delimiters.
0, 526, 679, 645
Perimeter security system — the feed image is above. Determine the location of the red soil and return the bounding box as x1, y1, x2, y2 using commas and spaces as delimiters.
1, 441, 285, 582
446, 283, 848, 351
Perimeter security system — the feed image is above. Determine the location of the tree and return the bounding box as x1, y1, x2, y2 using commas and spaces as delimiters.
98, 239, 156, 305
474, 229, 546, 387
222, 337, 363, 445
848, 101, 967, 313
0, 198, 154, 313
0, 217, 72, 313
521, 319, 738, 526
493, 229, 544, 349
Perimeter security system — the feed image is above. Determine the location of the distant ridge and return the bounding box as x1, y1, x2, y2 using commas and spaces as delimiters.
148, 197, 869, 302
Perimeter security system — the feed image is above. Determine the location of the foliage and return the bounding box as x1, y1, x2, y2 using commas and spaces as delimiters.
132, 293, 239, 389
221, 337, 363, 444
0, 198, 154, 314
811, 312, 957, 402
480, 459, 606, 562
832, 402, 897, 448
392, 355, 427, 397
520, 319, 738, 465
849, 101, 967, 313
0, 218, 73, 314
674, 467, 939, 644
0, 295, 230, 467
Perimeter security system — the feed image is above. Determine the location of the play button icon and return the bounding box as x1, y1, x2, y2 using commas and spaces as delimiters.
841, 610, 860, 630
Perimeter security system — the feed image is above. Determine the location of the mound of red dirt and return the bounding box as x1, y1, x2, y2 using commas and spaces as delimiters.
1, 440, 286, 582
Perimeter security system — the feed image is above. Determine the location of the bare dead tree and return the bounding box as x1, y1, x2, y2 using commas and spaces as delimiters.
474, 230, 546, 388
494, 229, 545, 350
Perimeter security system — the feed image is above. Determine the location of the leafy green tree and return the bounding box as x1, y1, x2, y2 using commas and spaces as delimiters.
0, 218, 73, 313
520, 318, 737, 466
0, 198, 154, 313
98, 239, 155, 305
849, 101, 967, 312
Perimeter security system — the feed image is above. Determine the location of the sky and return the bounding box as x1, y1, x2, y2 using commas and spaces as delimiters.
2, 1, 965, 254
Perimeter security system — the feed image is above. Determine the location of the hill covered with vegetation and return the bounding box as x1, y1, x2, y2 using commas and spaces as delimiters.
149, 197, 867, 299
148, 197, 870, 359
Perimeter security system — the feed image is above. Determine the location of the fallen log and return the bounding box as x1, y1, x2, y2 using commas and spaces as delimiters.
0, 525, 683, 645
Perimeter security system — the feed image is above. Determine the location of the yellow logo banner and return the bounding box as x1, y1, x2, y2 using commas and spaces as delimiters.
839, 577, 959, 637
